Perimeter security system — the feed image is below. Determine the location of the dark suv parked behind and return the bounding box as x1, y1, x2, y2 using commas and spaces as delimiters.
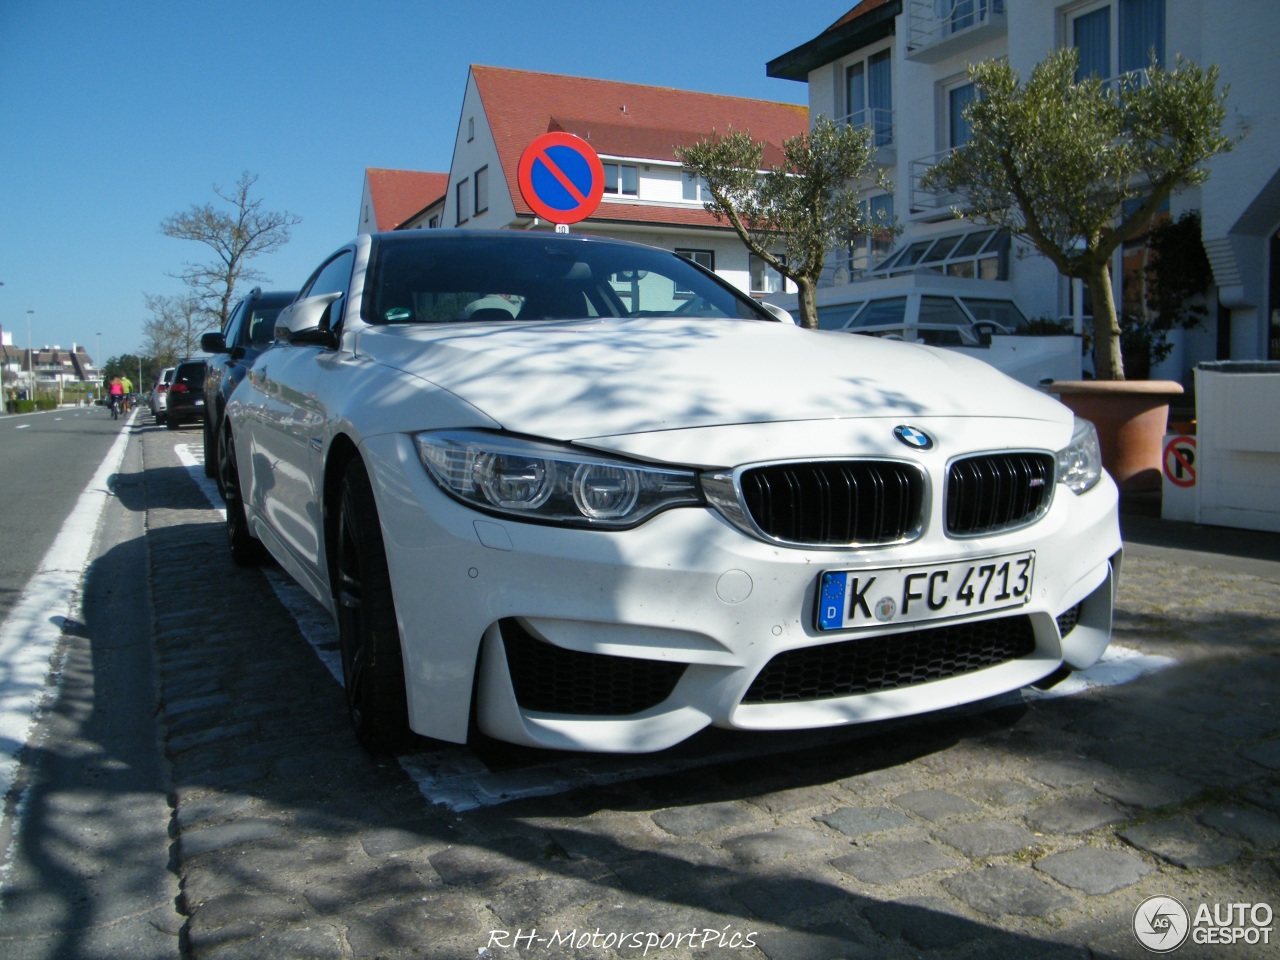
165, 359, 208, 430
200, 287, 296, 478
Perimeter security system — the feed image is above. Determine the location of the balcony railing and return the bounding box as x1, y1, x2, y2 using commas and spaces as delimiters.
819, 251, 866, 290
909, 146, 968, 216
906, 0, 1006, 62
837, 107, 895, 149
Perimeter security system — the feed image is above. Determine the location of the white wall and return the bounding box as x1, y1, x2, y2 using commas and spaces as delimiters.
357, 178, 376, 235
445, 74, 515, 230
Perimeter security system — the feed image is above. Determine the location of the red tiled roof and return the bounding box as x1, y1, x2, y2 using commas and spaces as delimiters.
472, 65, 809, 223
365, 168, 449, 230
591, 201, 728, 229
827, 0, 894, 32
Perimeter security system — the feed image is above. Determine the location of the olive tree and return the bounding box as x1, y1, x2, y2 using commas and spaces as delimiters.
921, 48, 1232, 379
676, 116, 890, 329
161, 171, 301, 331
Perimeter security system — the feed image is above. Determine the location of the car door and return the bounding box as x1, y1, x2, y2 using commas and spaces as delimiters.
242, 250, 355, 585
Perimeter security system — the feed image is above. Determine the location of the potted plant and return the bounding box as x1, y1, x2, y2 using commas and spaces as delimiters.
921, 50, 1234, 490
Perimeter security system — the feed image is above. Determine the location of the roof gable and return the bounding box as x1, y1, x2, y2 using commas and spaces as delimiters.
365, 168, 450, 231
471, 65, 809, 221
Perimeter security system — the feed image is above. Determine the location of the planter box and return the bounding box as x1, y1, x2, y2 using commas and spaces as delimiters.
1049, 380, 1183, 492
1195, 361, 1280, 533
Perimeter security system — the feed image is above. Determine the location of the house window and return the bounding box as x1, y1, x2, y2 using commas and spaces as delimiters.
870, 228, 1009, 280
1119, 194, 1170, 319
455, 178, 470, 225
428, 215, 440, 229
941, 0, 1003, 34
467, 117, 475, 142
1070, 0, 1165, 82
847, 194, 895, 277
603, 163, 639, 197
682, 173, 714, 203
947, 81, 978, 149
750, 254, 786, 295
674, 248, 714, 296
844, 49, 893, 146
474, 166, 488, 215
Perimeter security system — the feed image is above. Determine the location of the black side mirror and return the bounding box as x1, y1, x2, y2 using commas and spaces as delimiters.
200, 331, 228, 354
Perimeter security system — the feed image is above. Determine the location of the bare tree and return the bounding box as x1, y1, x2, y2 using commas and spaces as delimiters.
141, 293, 206, 364
160, 171, 301, 331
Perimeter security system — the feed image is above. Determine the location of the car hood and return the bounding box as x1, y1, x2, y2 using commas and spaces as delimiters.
357, 317, 1069, 441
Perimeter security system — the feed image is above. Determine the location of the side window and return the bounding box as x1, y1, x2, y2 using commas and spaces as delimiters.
248, 306, 284, 345
223, 300, 247, 347
302, 251, 355, 300
299, 251, 355, 331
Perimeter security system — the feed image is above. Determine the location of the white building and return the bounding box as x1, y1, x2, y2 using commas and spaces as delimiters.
368, 65, 809, 299
765, 0, 1280, 383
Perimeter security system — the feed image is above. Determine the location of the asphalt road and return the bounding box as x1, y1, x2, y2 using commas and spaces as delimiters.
0, 406, 127, 624
1, 414, 1277, 959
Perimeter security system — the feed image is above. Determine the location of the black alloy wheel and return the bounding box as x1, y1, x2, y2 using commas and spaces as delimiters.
220, 424, 269, 566
335, 457, 411, 755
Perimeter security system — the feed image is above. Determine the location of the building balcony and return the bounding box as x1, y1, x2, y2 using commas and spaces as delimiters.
837, 107, 896, 166
905, 0, 1006, 64
908, 147, 967, 219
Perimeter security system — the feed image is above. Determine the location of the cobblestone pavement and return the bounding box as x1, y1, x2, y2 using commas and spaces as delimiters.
137, 425, 1279, 960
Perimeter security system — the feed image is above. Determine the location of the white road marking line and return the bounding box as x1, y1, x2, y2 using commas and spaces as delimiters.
173, 443, 1175, 811
0, 422, 133, 867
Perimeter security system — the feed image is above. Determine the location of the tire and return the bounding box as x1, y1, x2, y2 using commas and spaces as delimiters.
335, 458, 411, 754
220, 425, 269, 567
166, 417, 180, 430
202, 413, 217, 477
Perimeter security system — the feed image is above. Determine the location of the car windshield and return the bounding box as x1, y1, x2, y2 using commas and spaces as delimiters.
365, 234, 769, 325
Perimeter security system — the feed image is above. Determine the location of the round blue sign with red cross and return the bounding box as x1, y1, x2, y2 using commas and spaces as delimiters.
517, 132, 605, 225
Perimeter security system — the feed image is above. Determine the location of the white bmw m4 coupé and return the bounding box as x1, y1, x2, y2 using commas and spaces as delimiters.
221, 230, 1121, 754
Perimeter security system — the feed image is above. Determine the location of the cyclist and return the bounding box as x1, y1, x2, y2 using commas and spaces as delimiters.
108, 376, 124, 419
120, 375, 134, 412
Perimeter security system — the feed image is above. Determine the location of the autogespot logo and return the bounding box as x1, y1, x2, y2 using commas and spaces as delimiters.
1134, 895, 1191, 953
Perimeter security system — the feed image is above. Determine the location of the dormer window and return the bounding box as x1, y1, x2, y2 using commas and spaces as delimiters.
603, 163, 638, 197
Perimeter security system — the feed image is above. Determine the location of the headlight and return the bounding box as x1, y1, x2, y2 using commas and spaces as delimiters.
1055, 417, 1103, 494
415, 430, 703, 528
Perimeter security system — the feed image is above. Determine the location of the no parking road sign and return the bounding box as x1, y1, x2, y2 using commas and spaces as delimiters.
1163, 435, 1197, 488
517, 132, 604, 226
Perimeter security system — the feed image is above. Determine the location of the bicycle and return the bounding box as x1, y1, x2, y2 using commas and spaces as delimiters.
109, 395, 121, 420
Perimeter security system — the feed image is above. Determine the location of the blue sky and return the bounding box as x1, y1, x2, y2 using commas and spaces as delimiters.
0, 0, 847, 363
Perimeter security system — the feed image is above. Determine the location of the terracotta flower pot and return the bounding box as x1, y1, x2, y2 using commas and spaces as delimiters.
1049, 380, 1184, 493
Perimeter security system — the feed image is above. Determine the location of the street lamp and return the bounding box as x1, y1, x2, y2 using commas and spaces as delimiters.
26, 310, 34, 402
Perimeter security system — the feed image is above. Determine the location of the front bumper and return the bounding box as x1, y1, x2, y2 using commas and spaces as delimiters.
363, 430, 1121, 753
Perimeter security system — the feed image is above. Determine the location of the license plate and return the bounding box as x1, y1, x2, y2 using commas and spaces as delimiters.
817, 552, 1035, 631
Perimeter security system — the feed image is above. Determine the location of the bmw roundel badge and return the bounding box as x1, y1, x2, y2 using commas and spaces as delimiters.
894, 425, 933, 450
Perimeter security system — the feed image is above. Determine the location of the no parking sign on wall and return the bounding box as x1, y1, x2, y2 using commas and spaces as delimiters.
1161, 434, 1199, 523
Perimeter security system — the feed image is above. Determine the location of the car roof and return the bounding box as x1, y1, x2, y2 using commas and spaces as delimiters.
241, 288, 297, 305
367, 228, 646, 250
